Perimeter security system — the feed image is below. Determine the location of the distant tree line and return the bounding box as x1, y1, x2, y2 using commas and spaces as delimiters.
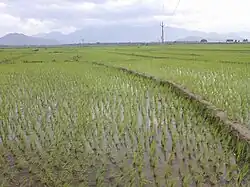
200, 38, 248, 43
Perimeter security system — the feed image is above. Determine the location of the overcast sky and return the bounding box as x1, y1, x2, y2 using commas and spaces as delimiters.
0, 0, 250, 36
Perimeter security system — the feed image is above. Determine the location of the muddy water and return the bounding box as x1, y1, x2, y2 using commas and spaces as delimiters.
1, 86, 248, 187
82, 89, 249, 187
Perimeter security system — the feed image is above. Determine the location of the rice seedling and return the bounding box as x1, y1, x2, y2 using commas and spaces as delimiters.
90, 45, 250, 129
0, 46, 250, 186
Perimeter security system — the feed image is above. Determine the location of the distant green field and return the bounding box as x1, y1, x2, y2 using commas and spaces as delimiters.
0, 44, 250, 186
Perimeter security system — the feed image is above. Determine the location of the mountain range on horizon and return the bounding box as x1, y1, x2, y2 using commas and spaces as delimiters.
1, 24, 250, 46
0, 33, 60, 46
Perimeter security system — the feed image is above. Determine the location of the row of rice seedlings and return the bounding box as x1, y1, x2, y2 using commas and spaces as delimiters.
160, 64, 250, 127
0, 63, 249, 186
84, 69, 250, 186
111, 60, 250, 128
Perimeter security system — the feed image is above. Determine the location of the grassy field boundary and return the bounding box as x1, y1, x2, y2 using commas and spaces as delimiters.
108, 51, 201, 62
92, 61, 250, 162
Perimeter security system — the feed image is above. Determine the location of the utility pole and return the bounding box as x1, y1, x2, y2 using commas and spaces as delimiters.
160, 21, 165, 44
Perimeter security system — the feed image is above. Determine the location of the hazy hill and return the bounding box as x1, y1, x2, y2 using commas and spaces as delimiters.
0, 33, 60, 46
176, 36, 204, 42
34, 31, 67, 43
33, 24, 250, 44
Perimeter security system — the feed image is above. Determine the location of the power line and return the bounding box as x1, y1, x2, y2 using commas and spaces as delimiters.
163, 0, 181, 16
171, 0, 181, 16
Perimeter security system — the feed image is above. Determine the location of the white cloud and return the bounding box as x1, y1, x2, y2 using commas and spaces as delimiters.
0, 2, 6, 8
171, 0, 250, 32
0, 0, 250, 36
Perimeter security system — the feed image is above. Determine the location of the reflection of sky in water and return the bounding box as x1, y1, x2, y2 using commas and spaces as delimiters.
0, 69, 247, 186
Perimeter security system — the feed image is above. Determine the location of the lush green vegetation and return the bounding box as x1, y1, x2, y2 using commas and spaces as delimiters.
82, 44, 250, 127
0, 44, 250, 186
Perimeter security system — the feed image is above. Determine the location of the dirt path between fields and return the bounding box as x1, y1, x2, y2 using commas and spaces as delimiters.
92, 61, 250, 159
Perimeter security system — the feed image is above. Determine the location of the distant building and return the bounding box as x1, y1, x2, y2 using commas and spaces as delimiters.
243, 39, 248, 43
226, 39, 234, 43
200, 39, 207, 43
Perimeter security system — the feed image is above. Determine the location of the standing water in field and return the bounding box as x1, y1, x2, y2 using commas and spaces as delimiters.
0, 63, 249, 187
